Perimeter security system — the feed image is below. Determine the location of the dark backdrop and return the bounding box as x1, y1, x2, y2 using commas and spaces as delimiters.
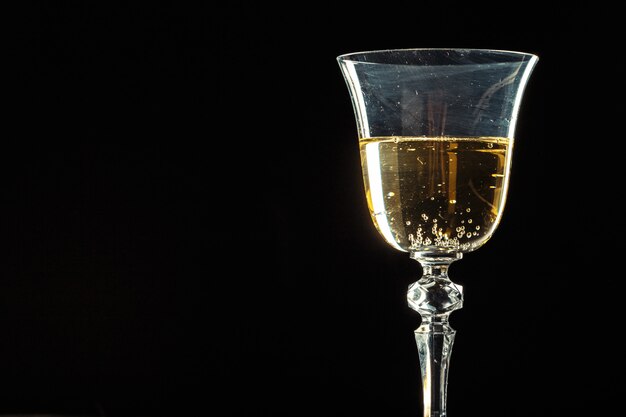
4, 2, 624, 416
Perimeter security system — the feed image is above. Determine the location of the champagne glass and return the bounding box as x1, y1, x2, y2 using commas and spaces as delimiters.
337, 49, 538, 417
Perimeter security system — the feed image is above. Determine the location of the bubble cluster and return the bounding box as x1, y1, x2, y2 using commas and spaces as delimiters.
406, 204, 494, 252
409, 217, 461, 250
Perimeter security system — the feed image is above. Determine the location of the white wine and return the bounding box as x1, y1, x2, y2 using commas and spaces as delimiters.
359, 137, 512, 253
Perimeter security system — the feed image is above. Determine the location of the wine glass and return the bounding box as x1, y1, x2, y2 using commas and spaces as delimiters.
337, 49, 538, 416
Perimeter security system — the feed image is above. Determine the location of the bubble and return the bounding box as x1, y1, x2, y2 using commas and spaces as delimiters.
476, 226, 480, 230
487, 142, 494, 148
433, 219, 437, 223
430, 197, 435, 200
421, 214, 429, 221
387, 192, 395, 197
468, 219, 473, 224
406, 221, 411, 226
466, 233, 472, 238
466, 208, 471, 213
449, 199, 457, 204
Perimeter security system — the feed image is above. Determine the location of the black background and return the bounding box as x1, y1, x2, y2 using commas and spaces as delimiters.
4, 2, 624, 416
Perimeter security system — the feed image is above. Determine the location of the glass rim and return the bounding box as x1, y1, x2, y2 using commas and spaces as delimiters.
337, 48, 539, 63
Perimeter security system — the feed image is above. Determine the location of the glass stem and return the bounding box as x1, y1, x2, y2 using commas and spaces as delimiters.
408, 253, 464, 417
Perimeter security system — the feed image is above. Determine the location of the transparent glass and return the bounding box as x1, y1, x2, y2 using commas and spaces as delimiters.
338, 49, 538, 417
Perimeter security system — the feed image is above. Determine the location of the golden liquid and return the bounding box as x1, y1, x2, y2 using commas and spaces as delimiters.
359, 137, 512, 253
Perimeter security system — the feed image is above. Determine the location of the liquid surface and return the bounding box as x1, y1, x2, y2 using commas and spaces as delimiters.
359, 137, 512, 254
